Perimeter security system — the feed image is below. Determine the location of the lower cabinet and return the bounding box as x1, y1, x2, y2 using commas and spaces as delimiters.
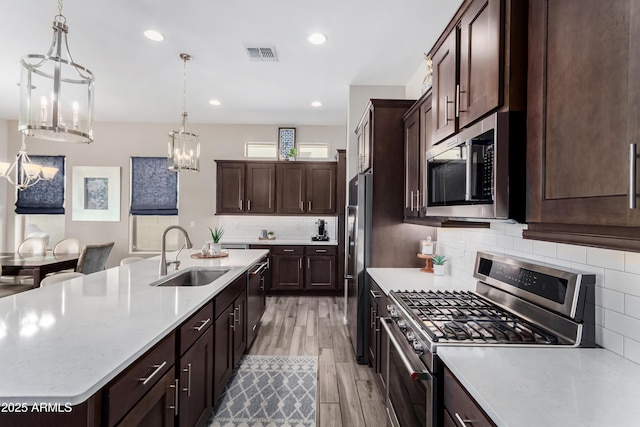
367, 279, 388, 392
271, 245, 337, 291
443, 367, 496, 427
116, 369, 177, 427
213, 303, 235, 404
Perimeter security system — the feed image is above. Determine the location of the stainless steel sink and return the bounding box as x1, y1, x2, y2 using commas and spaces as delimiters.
150, 267, 231, 287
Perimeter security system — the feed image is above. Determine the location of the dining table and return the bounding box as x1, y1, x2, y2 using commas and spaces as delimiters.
0, 252, 79, 288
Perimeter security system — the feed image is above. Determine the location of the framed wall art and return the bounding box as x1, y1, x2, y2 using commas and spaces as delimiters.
278, 127, 296, 160
72, 166, 121, 222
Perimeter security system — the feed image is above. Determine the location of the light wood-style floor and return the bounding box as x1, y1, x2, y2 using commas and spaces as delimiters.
248, 296, 387, 427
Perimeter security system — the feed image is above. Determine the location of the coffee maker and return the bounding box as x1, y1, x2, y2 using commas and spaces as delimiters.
312, 219, 329, 241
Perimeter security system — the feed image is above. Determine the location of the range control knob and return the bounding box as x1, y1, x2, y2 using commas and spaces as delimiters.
397, 320, 408, 331
412, 340, 424, 355
387, 305, 399, 319
405, 331, 416, 341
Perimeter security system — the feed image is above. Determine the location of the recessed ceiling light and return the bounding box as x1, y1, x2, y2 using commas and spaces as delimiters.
209, 99, 221, 106
308, 33, 327, 45
144, 30, 164, 42
311, 101, 322, 107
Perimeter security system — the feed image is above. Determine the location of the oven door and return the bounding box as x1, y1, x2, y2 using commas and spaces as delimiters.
380, 318, 435, 427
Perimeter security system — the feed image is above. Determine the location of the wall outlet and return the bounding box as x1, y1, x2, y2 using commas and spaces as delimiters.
190, 221, 196, 228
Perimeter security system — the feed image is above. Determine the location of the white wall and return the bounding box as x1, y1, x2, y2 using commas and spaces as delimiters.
2, 121, 345, 266
436, 224, 640, 365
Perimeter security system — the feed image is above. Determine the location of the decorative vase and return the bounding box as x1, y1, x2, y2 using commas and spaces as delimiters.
433, 264, 445, 276
209, 243, 222, 255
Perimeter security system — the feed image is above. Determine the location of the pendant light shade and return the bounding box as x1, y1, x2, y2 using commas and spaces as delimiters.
0, 134, 58, 191
168, 53, 200, 172
19, 1, 95, 143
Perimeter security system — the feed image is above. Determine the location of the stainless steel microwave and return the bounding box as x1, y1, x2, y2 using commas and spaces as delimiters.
424, 112, 526, 221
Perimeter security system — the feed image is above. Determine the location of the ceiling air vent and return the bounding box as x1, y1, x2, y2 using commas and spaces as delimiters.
245, 46, 278, 62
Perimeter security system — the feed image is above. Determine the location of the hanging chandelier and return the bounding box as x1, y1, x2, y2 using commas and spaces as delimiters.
18, 0, 95, 143
0, 134, 58, 191
168, 53, 200, 172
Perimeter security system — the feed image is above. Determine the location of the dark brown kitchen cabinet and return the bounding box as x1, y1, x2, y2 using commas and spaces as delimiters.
404, 92, 432, 218
276, 163, 336, 214
444, 366, 496, 427
116, 369, 177, 427
357, 110, 372, 173
213, 275, 247, 402
524, 0, 640, 251
305, 246, 337, 289
429, 0, 526, 144
177, 301, 214, 427
247, 256, 269, 347
271, 246, 304, 290
367, 279, 388, 395
215, 161, 275, 214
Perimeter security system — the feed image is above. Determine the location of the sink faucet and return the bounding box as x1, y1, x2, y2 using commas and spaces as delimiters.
160, 225, 193, 275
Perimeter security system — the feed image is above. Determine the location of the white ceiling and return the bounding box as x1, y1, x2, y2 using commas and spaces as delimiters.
0, 0, 461, 126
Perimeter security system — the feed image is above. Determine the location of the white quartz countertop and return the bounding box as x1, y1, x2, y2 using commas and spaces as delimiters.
221, 238, 337, 246
438, 346, 640, 427
367, 268, 475, 295
0, 249, 268, 405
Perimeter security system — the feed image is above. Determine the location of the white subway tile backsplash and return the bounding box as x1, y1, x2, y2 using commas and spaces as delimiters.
218, 215, 337, 241
586, 247, 625, 271
437, 223, 640, 364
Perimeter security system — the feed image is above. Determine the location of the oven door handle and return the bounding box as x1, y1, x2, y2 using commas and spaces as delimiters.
380, 318, 432, 382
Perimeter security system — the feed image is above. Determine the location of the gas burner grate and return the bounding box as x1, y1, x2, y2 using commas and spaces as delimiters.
392, 290, 560, 344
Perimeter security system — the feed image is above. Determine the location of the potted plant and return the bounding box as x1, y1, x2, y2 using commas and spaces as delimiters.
287, 147, 296, 160
432, 255, 446, 276
208, 226, 224, 254
267, 231, 275, 240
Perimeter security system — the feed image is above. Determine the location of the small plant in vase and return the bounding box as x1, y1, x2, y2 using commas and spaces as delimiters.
287, 147, 297, 160
432, 255, 446, 276
267, 231, 275, 240
208, 226, 224, 255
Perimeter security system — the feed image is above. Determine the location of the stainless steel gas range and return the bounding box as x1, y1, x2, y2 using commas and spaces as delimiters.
381, 251, 596, 427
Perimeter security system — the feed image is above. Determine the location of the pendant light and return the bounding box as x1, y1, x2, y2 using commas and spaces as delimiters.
168, 53, 200, 172
0, 134, 58, 191
19, 0, 95, 143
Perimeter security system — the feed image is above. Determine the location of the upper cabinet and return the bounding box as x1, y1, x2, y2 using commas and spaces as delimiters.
404, 92, 432, 218
216, 161, 276, 214
276, 162, 337, 214
430, 0, 526, 144
216, 160, 337, 216
525, 0, 640, 251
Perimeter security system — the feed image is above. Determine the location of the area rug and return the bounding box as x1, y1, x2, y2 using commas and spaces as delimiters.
209, 355, 318, 427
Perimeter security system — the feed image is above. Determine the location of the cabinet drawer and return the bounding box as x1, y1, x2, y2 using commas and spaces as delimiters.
272, 246, 303, 255
443, 367, 495, 427
179, 301, 213, 355
305, 245, 337, 255
104, 331, 176, 427
214, 276, 246, 319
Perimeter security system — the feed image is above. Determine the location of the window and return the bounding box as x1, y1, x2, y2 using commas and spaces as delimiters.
297, 143, 330, 159
23, 215, 65, 250
130, 157, 179, 253
15, 155, 66, 215
245, 142, 277, 159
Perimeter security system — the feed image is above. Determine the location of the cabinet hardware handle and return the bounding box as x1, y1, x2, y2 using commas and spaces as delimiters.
247, 199, 251, 211
299, 258, 302, 269
444, 95, 450, 126
307, 258, 310, 269
370, 289, 381, 299
456, 84, 467, 117
283, 249, 295, 252
260, 276, 265, 291
235, 306, 241, 324
375, 316, 380, 333
454, 412, 473, 427
308, 201, 311, 211
416, 190, 422, 210
631, 143, 638, 208
191, 318, 211, 332
316, 249, 327, 253
138, 360, 167, 385
239, 199, 243, 211
230, 311, 235, 331
410, 190, 414, 211
371, 308, 377, 328
182, 363, 192, 397
169, 378, 179, 416
300, 200, 304, 211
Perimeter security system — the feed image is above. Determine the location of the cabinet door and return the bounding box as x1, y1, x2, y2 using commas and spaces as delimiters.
276, 164, 305, 213
432, 28, 458, 143
305, 255, 336, 289
216, 162, 245, 213
213, 304, 234, 403
458, 0, 501, 128
404, 108, 420, 217
526, 0, 640, 247
357, 110, 372, 173
418, 97, 433, 215
367, 291, 378, 374
179, 328, 213, 427
247, 270, 262, 347
306, 163, 337, 214
246, 163, 276, 213
233, 291, 247, 366
116, 369, 176, 427
271, 255, 303, 290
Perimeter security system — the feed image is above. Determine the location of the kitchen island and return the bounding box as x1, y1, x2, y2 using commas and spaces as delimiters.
0, 249, 267, 425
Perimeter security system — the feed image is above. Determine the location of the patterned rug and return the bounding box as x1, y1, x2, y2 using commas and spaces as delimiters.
208, 355, 318, 427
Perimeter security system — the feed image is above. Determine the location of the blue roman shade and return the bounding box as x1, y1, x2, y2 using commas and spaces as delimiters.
15, 155, 65, 215
130, 157, 178, 215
